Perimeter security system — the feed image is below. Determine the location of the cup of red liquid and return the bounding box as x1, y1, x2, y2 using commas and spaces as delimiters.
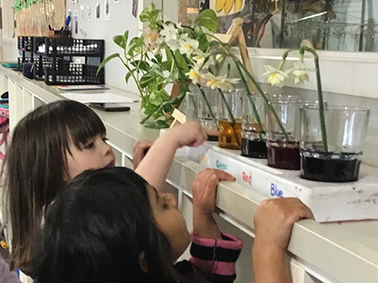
265, 94, 300, 170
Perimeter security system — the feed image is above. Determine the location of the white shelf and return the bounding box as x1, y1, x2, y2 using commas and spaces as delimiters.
175, 141, 378, 222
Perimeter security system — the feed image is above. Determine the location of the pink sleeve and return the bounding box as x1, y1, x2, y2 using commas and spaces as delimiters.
189, 233, 243, 282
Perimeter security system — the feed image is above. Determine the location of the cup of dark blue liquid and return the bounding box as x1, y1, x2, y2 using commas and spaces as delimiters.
241, 93, 267, 159
300, 105, 370, 182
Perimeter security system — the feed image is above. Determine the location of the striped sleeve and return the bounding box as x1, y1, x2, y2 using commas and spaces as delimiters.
189, 233, 243, 283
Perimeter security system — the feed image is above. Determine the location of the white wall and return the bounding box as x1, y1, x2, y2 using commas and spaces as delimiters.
66, 0, 146, 93
0, 0, 18, 62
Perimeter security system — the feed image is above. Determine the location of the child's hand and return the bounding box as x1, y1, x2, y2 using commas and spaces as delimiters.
192, 169, 235, 239
132, 140, 154, 169
166, 121, 208, 148
254, 198, 314, 250
253, 198, 313, 283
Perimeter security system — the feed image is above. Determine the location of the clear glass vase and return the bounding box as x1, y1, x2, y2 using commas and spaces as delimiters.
185, 84, 219, 132
241, 93, 267, 158
265, 94, 300, 170
300, 105, 370, 182
217, 88, 245, 150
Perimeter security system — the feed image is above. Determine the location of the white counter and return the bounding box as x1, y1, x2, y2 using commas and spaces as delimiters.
1, 65, 378, 283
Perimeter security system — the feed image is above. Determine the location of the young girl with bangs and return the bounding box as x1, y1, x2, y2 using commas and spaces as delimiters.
1, 100, 208, 274
34, 167, 313, 283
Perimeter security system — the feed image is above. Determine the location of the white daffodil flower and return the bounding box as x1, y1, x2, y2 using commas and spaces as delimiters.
262, 65, 289, 87
292, 61, 312, 84
218, 77, 240, 91
203, 73, 222, 89
203, 73, 240, 91
186, 67, 203, 84
179, 35, 199, 57
160, 23, 178, 41
160, 23, 180, 51
192, 50, 214, 68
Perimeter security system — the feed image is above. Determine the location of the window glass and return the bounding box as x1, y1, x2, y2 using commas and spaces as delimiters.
177, 0, 378, 52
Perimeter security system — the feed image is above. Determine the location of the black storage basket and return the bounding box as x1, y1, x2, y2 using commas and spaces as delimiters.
41, 38, 104, 57
18, 36, 33, 51
44, 61, 105, 85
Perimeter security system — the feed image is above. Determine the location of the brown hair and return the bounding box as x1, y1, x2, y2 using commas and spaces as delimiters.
2, 100, 106, 272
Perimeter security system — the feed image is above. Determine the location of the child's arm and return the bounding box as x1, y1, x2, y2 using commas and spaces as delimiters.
189, 169, 243, 283
132, 140, 154, 169
253, 198, 314, 283
135, 122, 208, 191
191, 169, 235, 239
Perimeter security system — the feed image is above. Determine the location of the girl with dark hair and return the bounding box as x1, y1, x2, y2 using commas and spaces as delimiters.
1, 100, 208, 273
34, 167, 313, 283
34, 167, 241, 283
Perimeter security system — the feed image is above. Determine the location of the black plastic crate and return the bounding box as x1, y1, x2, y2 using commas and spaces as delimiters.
18, 56, 60, 80
40, 38, 104, 57
17, 57, 37, 72
44, 63, 105, 85
33, 37, 47, 54
18, 36, 33, 51
34, 57, 55, 80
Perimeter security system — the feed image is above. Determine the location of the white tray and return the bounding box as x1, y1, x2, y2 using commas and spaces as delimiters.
174, 138, 378, 223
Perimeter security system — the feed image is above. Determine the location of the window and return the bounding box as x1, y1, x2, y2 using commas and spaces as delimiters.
155, 0, 378, 99
174, 0, 378, 53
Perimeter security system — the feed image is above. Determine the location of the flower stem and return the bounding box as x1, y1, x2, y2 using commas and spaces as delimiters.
218, 88, 241, 147
189, 90, 198, 118
234, 61, 264, 139
235, 60, 290, 141
197, 84, 217, 125
119, 56, 144, 98
140, 112, 153, 124
302, 46, 328, 152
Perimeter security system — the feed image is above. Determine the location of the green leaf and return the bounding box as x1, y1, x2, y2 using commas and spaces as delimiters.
125, 70, 135, 83
197, 33, 211, 51
97, 53, 120, 75
197, 9, 218, 32
140, 72, 156, 88
154, 54, 163, 63
127, 37, 144, 56
113, 35, 126, 49
130, 60, 150, 72
149, 89, 170, 106
174, 50, 190, 73
124, 30, 129, 45
139, 3, 160, 23
160, 60, 172, 72
144, 103, 159, 115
